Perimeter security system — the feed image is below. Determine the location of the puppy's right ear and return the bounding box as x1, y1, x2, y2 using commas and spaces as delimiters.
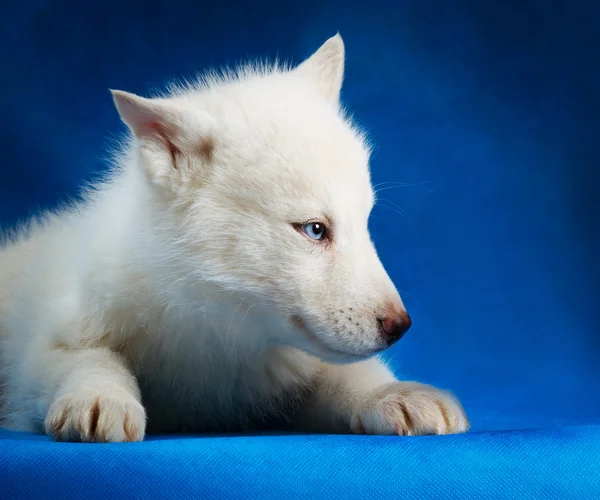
111, 90, 214, 189
112, 90, 180, 145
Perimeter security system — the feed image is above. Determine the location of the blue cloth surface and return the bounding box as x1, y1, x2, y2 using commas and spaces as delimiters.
2, 426, 600, 499
1, 0, 599, 498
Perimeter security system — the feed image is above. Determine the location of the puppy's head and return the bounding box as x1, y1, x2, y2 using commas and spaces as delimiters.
112, 34, 410, 363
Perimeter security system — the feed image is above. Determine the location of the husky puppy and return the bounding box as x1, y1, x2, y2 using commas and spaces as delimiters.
0, 35, 469, 441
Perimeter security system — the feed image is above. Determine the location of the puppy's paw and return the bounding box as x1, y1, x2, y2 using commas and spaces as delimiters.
350, 382, 469, 436
45, 390, 146, 442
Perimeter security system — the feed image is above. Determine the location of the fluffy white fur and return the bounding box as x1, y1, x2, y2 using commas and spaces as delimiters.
0, 35, 469, 441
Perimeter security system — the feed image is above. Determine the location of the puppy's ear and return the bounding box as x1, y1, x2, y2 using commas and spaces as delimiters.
111, 90, 178, 141
295, 34, 345, 103
111, 90, 214, 188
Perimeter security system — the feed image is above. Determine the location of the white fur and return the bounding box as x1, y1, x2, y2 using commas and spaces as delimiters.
0, 35, 468, 441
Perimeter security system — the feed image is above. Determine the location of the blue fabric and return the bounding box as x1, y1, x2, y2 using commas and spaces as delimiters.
1, 0, 599, 498
1, 426, 600, 499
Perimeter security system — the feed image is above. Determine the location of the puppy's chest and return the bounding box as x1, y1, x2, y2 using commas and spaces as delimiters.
122, 334, 318, 433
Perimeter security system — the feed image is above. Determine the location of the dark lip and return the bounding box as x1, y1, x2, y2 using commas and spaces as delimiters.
290, 315, 388, 360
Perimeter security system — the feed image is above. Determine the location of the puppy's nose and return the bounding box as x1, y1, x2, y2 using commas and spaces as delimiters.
378, 311, 412, 345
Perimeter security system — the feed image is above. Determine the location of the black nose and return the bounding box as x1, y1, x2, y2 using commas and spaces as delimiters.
378, 312, 412, 345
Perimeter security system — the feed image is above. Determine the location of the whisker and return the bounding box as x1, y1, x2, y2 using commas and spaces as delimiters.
227, 300, 246, 339
396, 290, 421, 306
374, 184, 433, 196
377, 199, 412, 222
373, 179, 433, 193
235, 303, 256, 336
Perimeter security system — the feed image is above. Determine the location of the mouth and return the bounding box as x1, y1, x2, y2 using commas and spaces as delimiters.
289, 315, 387, 362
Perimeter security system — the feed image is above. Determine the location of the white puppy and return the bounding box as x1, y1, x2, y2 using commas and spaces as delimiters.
0, 35, 469, 441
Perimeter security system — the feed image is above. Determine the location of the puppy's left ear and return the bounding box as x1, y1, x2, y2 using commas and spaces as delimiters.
295, 33, 345, 103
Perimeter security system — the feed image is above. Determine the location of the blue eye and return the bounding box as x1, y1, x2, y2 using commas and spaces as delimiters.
302, 222, 327, 240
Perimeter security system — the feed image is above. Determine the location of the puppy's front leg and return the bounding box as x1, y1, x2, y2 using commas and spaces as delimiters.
298, 357, 469, 436
32, 346, 145, 442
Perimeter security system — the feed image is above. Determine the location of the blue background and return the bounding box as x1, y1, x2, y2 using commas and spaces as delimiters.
1, 1, 599, 497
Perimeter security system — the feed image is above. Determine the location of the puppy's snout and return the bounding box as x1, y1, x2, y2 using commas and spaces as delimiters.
378, 310, 412, 345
